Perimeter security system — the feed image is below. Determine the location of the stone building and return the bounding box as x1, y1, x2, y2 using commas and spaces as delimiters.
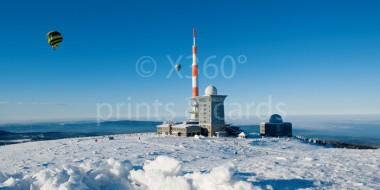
197, 85, 227, 137
157, 85, 230, 137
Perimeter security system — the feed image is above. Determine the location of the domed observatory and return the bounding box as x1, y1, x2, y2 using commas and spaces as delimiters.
197, 85, 227, 137
260, 114, 292, 137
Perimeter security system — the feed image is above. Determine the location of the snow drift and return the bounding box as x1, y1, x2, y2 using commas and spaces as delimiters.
0, 156, 252, 190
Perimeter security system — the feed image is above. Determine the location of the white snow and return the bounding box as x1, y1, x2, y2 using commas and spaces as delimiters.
238, 132, 246, 138
0, 133, 379, 189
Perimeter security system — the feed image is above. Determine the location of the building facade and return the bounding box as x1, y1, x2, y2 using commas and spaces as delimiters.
156, 123, 172, 135
197, 87, 227, 136
260, 114, 292, 137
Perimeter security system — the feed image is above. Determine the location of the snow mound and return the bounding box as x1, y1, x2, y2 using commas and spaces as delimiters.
31, 157, 133, 190
194, 135, 205, 139
187, 164, 253, 190
0, 156, 252, 190
130, 156, 252, 190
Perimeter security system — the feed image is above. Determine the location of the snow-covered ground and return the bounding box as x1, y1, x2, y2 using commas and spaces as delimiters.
0, 133, 379, 189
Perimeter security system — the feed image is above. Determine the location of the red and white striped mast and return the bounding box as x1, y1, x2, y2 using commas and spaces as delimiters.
190, 28, 199, 121
192, 28, 199, 97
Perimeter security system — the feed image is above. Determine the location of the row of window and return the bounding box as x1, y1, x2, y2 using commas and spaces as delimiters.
172, 128, 186, 132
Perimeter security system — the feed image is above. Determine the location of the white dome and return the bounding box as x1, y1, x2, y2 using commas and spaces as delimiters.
205, 85, 217, 95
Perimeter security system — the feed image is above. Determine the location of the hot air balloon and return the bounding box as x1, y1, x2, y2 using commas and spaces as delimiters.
175, 64, 181, 71
46, 31, 63, 50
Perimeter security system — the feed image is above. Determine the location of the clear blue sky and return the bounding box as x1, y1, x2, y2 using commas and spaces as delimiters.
1, 0, 379, 123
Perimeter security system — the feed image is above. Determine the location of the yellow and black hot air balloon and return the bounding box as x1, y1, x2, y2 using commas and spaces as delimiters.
46, 31, 63, 50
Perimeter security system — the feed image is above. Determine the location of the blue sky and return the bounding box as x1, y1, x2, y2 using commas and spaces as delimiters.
0, 0, 379, 123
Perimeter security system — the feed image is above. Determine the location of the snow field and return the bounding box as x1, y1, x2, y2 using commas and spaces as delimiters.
0, 133, 379, 189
